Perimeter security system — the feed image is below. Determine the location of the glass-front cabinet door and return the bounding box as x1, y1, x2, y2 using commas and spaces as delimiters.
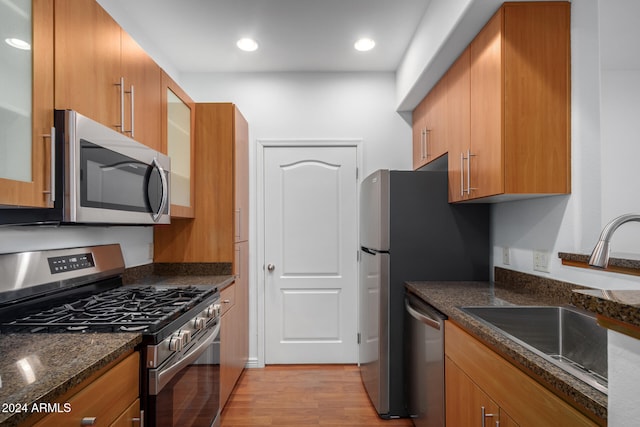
162, 71, 195, 218
0, 0, 54, 208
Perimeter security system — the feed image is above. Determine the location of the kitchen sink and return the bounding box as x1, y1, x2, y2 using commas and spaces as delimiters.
460, 305, 608, 394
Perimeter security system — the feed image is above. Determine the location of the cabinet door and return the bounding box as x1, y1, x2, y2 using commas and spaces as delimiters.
447, 47, 470, 202
428, 77, 448, 162
502, 3, 571, 195
0, 0, 54, 208
161, 72, 195, 218
34, 353, 139, 427
412, 97, 428, 170
234, 108, 249, 242
469, 8, 503, 199
121, 31, 162, 151
54, 0, 121, 131
446, 356, 501, 426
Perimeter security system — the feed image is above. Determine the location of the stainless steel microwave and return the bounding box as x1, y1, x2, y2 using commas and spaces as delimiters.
55, 110, 171, 225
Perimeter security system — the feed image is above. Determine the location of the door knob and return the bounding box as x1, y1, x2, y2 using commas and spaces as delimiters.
267, 263, 275, 272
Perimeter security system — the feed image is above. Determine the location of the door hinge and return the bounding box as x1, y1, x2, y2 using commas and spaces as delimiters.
356, 167, 359, 180
357, 249, 360, 262
357, 332, 361, 344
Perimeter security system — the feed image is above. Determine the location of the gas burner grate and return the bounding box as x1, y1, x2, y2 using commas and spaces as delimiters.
2, 285, 211, 333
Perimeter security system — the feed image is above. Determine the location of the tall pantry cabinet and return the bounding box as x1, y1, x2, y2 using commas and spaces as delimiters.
153, 103, 249, 407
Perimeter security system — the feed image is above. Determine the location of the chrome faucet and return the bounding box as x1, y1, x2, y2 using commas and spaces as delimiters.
589, 213, 640, 268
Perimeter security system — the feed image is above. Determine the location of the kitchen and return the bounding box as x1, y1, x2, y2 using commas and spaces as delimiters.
1, 0, 639, 426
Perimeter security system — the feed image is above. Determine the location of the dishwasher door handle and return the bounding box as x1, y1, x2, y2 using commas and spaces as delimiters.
405, 298, 443, 330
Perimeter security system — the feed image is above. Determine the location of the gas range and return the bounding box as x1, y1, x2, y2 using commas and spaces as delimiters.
2, 284, 215, 335
0, 244, 219, 342
0, 244, 223, 426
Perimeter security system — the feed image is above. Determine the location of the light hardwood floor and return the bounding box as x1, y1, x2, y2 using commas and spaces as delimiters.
221, 365, 414, 426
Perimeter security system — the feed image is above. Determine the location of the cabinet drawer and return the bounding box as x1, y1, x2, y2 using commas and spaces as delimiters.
34, 352, 140, 427
220, 283, 236, 316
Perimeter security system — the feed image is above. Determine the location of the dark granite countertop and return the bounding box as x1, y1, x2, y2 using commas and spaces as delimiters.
559, 251, 640, 271
405, 280, 607, 424
130, 273, 236, 291
0, 333, 141, 427
572, 288, 640, 330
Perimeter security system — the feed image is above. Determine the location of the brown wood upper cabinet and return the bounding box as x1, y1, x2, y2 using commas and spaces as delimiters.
412, 76, 447, 169
161, 71, 195, 218
417, 2, 571, 203
54, 0, 162, 151
154, 103, 249, 263
0, 0, 54, 208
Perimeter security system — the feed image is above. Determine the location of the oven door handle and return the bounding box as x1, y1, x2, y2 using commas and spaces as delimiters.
150, 321, 220, 395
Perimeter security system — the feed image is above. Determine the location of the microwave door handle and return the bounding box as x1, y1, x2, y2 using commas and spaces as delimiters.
151, 158, 168, 222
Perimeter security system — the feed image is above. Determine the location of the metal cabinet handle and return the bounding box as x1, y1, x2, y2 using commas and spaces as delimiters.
267, 263, 275, 272
466, 149, 476, 194
80, 417, 96, 426
481, 406, 496, 427
115, 77, 125, 131
460, 151, 465, 197
124, 84, 135, 137
42, 127, 56, 203
132, 410, 144, 426
235, 208, 241, 240
425, 129, 431, 159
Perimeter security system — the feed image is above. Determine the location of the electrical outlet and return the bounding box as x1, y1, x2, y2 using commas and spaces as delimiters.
502, 247, 511, 265
533, 250, 550, 273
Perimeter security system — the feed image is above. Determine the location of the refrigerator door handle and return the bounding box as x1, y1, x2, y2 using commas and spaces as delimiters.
361, 246, 378, 255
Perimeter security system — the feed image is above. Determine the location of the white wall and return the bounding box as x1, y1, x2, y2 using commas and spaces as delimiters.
181, 71, 412, 366
182, 72, 410, 177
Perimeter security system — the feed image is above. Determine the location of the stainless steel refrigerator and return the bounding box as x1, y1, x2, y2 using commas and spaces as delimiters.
358, 168, 489, 419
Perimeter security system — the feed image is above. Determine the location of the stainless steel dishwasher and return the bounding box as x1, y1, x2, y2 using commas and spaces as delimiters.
405, 293, 447, 427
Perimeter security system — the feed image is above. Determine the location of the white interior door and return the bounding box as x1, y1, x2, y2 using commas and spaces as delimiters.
263, 144, 358, 364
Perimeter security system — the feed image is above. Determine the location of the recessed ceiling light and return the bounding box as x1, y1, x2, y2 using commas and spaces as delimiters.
237, 38, 259, 52
5, 38, 31, 50
354, 38, 375, 52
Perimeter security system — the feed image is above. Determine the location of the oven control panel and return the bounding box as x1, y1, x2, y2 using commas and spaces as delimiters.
48, 253, 95, 274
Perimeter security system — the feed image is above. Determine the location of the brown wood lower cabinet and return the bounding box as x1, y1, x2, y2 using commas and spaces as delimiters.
446, 355, 518, 427
33, 352, 140, 427
220, 280, 249, 408
445, 322, 601, 427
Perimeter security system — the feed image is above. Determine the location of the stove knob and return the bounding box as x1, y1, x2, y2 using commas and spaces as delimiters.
207, 303, 221, 318
205, 304, 215, 318
194, 317, 207, 330
168, 333, 184, 351
180, 330, 192, 345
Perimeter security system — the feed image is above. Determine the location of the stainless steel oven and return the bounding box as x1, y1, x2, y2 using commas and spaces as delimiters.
55, 109, 171, 224
146, 302, 222, 427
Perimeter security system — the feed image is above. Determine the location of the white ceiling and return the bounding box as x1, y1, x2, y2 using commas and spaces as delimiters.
98, 0, 431, 74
